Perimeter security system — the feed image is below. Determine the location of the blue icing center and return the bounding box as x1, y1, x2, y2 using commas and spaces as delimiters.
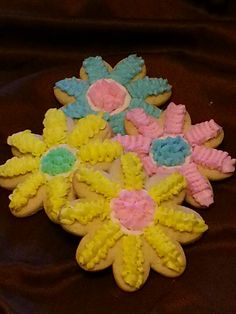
151, 136, 190, 167
41, 147, 76, 176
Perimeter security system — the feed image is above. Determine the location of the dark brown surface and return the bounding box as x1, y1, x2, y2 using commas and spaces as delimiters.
0, 1, 236, 313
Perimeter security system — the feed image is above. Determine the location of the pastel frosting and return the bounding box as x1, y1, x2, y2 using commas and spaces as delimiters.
164, 102, 186, 134
41, 147, 76, 176
126, 108, 163, 139
185, 119, 222, 145
86, 79, 130, 114
112, 189, 155, 231
55, 54, 171, 135
151, 136, 191, 167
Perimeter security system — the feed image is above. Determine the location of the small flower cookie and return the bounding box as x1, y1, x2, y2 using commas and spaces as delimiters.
115, 102, 235, 208
0, 108, 124, 221
59, 153, 208, 292
54, 54, 172, 135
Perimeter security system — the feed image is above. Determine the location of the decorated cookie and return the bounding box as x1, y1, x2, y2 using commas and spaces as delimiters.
0, 108, 124, 221
58, 152, 208, 292
115, 102, 235, 208
54, 54, 172, 135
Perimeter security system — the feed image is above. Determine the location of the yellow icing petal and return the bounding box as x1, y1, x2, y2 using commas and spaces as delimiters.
67, 115, 107, 148
9, 171, 46, 211
60, 199, 110, 225
148, 173, 186, 204
7, 130, 46, 157
45, 176, 71, 222
78, 221, 123, 269
76, 166, 120, 199
121, 153, 145, 190
43, 109, 67, 148
122, 235, 145, 289
0, 156, 40, 177
78, 140, 123, 165
144, 225, 185, 273
155, 205, 208, 233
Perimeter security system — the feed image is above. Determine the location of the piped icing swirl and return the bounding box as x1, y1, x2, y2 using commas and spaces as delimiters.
192, 145, 236, 173
67, 114, 106, 148
164, 102, 186, 134
78, 140, 123, 165
121, 153, 145, 190
148, 173, 186, 204
43, 109, 67, 148
0, 156, 40, 177
185, 119, 222, 145
114, 134, 152, 155
155, 205, 208, 233
122, 235, 145, 289
7, 130, 46, 157
181, 163, 213, 206
144, 225, 185, 272
126, 108, 163, 139
9, 171, 46, 211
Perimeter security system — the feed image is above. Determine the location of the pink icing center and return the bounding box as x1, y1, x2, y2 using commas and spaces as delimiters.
86, 78, 129, 113
111, 189, 155, 232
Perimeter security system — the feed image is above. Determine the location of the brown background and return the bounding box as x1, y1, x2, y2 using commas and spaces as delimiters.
0, 1, 236, 313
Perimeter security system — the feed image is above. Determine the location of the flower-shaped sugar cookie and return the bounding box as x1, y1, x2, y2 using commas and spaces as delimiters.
115, 103, 235, 207
54, 54, 172, 135
0, 109, 123, 221
59, 153, 208, 292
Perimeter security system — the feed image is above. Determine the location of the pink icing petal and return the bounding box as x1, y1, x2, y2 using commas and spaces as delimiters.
114, 134, 152, 154
140, 155, 159, 176
126, 108, 163, 139
192, 145, 236, 173
112, 189, 155, 231
181, 162, 213, 207
164, 102, 186, 134
185, 119, 222, 146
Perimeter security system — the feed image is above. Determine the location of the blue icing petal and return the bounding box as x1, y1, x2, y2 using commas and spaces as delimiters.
151, 136, 190, 167
107, 112, 126, 135
55, 77, 89, 97
110, 54, 144, 85
83, 56, 110, 83
128, 98, 162, 118
127, 77, 172, 99
62, 97, 95, 119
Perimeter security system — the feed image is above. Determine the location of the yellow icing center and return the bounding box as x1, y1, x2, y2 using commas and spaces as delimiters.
76, 166, 121, 199
78, 139, 123, 165
144, 225, 185, 272
121, 152, 145, 190
155, 206, 208, 233
0, 156, 40, 177
67, 114, 106, 148
9, 171, 46, 211
60, 199, 110, 225
122, 235, 144, 289
43, 108, 67, 148
148, 173, 186, 204
45, 176, 71, 222
7, 130, 46, 156
78, 221, 122, 269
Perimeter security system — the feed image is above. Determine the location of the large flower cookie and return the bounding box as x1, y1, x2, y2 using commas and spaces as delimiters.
0, 109, 124, 221
59, 153, 208, 292
54, 54, 172, 135
115, 103, 235, 207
